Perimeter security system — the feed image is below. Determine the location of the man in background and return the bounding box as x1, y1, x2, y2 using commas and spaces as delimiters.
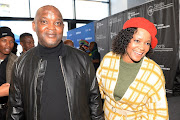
63, 39, 74, 47
0, 26, 17, 120
89, 41, 100, 71
20, 32, 34, 54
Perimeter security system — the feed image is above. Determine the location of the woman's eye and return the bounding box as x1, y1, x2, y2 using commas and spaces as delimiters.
134, 40, 139, 43
146, 43, 151, 46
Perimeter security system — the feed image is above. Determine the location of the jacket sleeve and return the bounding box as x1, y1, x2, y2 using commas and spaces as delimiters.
7, 61, 25, 120
88, 60, 104, 120
144, 71, 169, 120
96, 57, 105, 99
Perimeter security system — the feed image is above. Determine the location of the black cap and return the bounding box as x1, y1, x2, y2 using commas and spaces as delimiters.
0, 27, 15, 40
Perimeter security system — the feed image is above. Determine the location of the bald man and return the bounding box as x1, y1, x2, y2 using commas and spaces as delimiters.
64, 39, 74, 47
7, 5, 104, 120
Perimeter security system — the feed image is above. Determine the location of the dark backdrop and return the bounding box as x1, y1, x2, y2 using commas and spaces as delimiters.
94, 0, 179, 95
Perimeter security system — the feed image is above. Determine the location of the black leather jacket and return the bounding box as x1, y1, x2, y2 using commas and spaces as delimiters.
7, 43, 104, 120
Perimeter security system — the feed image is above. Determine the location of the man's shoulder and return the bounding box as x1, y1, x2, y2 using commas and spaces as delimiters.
66, 45, 89, 56
7, 53, 18, 64
17, 47, 39, 63
9, 53, 18, 59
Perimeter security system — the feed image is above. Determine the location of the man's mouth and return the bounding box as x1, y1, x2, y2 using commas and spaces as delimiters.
47, 33, 56, 38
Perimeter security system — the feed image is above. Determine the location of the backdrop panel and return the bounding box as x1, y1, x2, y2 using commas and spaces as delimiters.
94, 18, 110, 60
67, 22, 95, 48
94, 0, 179, 94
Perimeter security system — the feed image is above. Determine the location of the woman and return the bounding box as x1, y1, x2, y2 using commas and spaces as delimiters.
96, 17, 169, 120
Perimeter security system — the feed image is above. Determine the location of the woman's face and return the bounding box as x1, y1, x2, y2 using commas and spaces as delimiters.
122, 28, 151, 63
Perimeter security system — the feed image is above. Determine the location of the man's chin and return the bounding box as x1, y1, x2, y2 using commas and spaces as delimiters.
4, 52, 11, 55
41, 42, 61, 48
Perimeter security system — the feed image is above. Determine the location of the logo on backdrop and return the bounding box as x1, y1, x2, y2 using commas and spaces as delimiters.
154, 23, 170, 29
76, 31, 81, 35
159, 64, 170, 71
96, 35, 106, 40
147, 2, 174, 16
154, 44, 173, 52
109, 17, 121, 27
85, 28, 91, 32
98, 47, 105, 52
127, 11, 140, 19
96, 22, 104, 29
85, 37, 92, 41
110, 32, 117, 39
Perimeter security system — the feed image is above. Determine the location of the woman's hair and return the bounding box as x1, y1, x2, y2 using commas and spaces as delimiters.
112, 27, 153, 57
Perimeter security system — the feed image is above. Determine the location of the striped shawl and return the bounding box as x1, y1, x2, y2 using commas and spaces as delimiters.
96, 52, 169, 120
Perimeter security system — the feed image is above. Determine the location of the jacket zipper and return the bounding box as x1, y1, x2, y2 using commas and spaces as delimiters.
34, 59, 42, 120
59, 56, 72, 120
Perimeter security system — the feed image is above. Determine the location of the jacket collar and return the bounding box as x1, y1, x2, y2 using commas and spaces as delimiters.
35, 40, 66, 58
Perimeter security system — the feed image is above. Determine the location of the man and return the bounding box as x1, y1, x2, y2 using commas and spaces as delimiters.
0, 26, 17, 120
63, 39, 74, 47
7, 5, 104, 120
19, 32, 34, 54
89, 42, 100, 71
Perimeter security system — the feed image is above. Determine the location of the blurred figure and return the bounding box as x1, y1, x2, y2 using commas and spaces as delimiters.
20, 33, 34, 54
63, 39, 74, 47
0, 26, 17, 120
89, 41, 100, 71
79, 40, 89, 53
11, 42, 18, 55
79, 44, 87, 52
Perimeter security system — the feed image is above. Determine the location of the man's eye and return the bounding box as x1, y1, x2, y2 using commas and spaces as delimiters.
10, 40, 14, 43
41, 20, 47, 24
1, 39, 6, 42
55, 22, 62, 26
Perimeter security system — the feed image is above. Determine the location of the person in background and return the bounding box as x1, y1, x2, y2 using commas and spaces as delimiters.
96, 17, 169, 119
0, 26, 17, 120
11, 42, 18, 55
63, 39, 74, 47
19, 32, 34, 54
79, 39, 89, 53
89, 41, 100, 71
7, 5, 104, 120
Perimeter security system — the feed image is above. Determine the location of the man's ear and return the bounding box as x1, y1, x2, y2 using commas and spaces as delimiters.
32, 21, 36, 32
20, 42, 23, 47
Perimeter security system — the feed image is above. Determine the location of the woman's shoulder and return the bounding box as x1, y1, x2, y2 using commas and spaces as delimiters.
104, 51, 120, 58
143, 57, 163, 73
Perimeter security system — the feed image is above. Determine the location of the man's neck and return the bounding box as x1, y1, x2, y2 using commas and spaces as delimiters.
0, 53, 8, 60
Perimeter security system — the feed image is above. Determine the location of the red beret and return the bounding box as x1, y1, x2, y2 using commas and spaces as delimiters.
123, 17, 158, 49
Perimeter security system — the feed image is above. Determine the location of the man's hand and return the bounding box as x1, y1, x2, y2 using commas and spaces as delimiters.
0, 83, 10, 97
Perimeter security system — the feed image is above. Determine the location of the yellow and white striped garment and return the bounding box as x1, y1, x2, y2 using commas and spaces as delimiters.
96, 52, 169, 120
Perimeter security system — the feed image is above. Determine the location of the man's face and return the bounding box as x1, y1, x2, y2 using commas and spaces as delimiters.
89, 42, 94, 52
21, 36, 34, 52
0, 36, 14, 56
32, 6, 64, 48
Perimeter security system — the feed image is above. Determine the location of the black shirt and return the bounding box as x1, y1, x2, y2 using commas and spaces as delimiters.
38, 42, 70, 120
